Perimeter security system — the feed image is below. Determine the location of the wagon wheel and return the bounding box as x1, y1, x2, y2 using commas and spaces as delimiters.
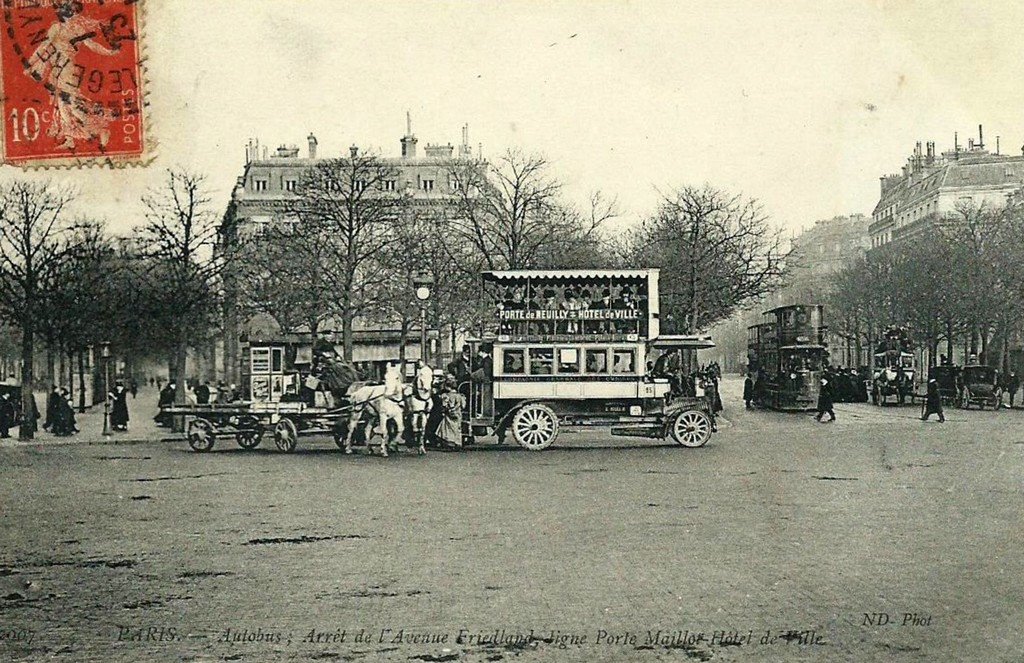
511, 404, 559, 451
273, 418, 298, 453
187, 418, 215, 452
670, 409, 712, 448
235, 416, 264, 450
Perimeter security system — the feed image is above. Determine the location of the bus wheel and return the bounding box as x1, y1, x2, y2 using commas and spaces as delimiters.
671, 410, 712, 448
187, 418, 215, 452
511, 404, 558, 451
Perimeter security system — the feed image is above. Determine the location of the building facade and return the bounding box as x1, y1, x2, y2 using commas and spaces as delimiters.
218, 117, 476, 384
870, 127, 1024, 249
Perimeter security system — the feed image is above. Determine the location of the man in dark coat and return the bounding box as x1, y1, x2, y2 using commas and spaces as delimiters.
0, 391, 15, 438
1004, 371, 1020, 408
43, 385, 61, 431
155, 383, 175, 427
815, 376, 835, 422
195, 381, 211, 405
743, 374, 754, 408
921, 378, 945, 422
110, 382, 129, 431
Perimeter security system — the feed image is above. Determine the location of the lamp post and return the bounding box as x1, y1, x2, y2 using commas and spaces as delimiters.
412, 272, 433, 365
101, 341, 111, 437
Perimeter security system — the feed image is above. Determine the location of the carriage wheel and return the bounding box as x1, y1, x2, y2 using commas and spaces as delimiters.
274, 418, 298, 453
671, 410, 712, 448
511, 404, 558, 451
235, 416, 264, 450
187, 418, 215, 452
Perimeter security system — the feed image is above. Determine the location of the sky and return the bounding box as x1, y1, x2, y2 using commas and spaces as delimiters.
8, 0, 1024, 237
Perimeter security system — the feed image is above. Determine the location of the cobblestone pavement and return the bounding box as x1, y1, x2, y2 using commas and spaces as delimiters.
0, 378, 1021, 662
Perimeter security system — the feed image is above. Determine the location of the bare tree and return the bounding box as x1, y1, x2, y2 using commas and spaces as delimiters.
0, 180, 76, 439
445, 150, 611, 270
287, 155, 407, 359
628, 185, 786, 332
137, 169, 224, 412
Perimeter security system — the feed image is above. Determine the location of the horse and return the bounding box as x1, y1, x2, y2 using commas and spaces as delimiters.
343, 364, 406, 457
406, 362, 434, 455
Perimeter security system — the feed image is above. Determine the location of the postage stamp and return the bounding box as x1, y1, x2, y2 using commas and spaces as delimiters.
0, 0, 148, 167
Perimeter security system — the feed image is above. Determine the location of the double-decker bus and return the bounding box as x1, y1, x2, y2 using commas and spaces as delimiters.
465, 269, 715, 450
747, 304, 828, 411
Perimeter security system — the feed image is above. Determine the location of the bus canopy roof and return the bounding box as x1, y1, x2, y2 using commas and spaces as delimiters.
483, 269, 658, 281
650, 335, 715, 350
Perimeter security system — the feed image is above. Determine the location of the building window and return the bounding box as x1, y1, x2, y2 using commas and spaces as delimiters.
252, 179, 268, 192
283, 179, 297, 192
449, 177, 461, 191
354, 180, 368, 193
421, 179, 435, 192
383, 180, 396, 192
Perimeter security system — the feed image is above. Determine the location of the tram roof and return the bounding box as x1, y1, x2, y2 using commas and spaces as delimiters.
764, 304, 823, 315
780, 344, 827, 350
483, 269, 658, 281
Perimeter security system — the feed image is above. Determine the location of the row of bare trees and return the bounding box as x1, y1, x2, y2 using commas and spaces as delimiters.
0, 169, 225, 439
827, 194, 1024, 370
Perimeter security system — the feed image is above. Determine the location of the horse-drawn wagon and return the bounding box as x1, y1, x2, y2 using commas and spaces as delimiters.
464, 269, 716, 451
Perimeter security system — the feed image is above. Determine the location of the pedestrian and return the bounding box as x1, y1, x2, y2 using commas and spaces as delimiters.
109, 381, 130, 432
0, 391, 15, 438
129, 378, 138, 399
815, 377, 835, 422
156, 377, 162, 391
1005, 371, 1019, 408
43, 384, 61, 432
52, 388, 78, 436
195, 380, 211, 405
155, 382, 175, 427
921, 378, 945, 422
743, 373, 754, 408
435, 375, 466, 450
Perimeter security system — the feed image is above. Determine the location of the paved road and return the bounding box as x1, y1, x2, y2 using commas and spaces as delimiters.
0, 378, 1021, 662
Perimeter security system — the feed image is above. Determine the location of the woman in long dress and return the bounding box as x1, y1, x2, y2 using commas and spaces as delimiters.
436, 376, 466, 450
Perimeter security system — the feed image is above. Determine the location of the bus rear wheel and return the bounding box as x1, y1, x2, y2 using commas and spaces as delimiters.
511, 404, 558, 451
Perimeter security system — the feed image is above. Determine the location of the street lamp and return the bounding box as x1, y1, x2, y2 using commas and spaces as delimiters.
412, 272, 433, 365
101, 341, 111, 437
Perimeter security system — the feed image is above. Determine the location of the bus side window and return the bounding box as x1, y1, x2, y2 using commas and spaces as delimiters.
529, 348, 554, 375
503, 349, 525, 374
611, 349, 635, 374
585, 349, 608, 373
558, 347, 581, 374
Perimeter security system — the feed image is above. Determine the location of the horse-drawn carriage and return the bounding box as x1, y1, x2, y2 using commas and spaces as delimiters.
958, 364, 1001, 410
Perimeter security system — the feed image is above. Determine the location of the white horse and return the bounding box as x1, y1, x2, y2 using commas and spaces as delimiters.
344, 364, 406, 457
407, 361, 434, 455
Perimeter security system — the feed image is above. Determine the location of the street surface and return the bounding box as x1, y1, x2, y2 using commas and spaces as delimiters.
0, 379, 1021, 662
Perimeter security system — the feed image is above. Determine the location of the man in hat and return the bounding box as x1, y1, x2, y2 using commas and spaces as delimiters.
43, 384, 61, 431
921, 378, 945, 422
0, 391, 15, 438
815, 375, 835, 422
109, 381, 130, 431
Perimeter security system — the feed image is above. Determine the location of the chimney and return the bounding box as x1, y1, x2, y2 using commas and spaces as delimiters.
350, 144, 359, 158
308, 133, 318, 159
978, 124, 984, 150
996, 136, 1001, 155
400, 110, 417, 158
459, 123, 472, 158
926, 141, 935, 160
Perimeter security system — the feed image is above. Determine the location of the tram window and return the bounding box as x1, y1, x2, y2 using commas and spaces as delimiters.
611, 349, 636, 374
503, 349, 526, 374
558, 348, 581, 374
901, 356, 913, 368
271, 348, 283, 373
529, 348, 554, 375
585, 349, 608, 373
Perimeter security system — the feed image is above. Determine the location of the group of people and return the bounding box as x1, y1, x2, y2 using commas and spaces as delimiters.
43, 385, 79, 436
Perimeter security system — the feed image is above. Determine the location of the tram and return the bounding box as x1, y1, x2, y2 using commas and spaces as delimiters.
465, 269, 716, 450
747, 304, 828, 411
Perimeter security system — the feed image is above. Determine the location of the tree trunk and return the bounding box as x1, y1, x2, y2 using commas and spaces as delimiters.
58, 344, 66, 390
341, 307, 354, 361
173, 330, 188, 433
398, 316, 411, 369
19, 325, 34, 441
45, 337, 54, 388
78, 349, 86, 413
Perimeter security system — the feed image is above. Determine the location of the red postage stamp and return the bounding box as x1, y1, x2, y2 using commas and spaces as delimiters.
0, 0, 147, 166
